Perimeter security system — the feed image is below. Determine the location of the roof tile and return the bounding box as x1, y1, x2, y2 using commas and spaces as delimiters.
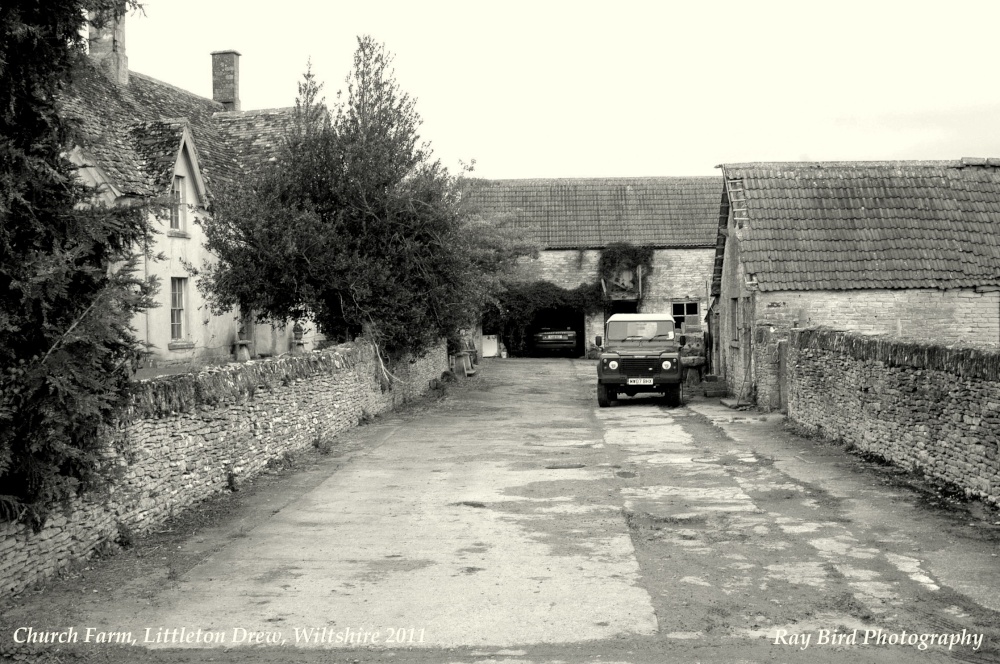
462, 177, 721, 249
62, 62, 292, 198
718, 160, 1000, 291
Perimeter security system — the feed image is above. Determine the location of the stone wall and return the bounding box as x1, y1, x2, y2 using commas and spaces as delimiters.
514, 248, 715, 308
716, 195, 1000, 407
787, 329, 1000, 506
0, 340, 448, 597
716, 217, 754, 400
512, 248, 715, 353
757, 289, 1000, 345
513, 249, 601, 288
735, 288, 1000, 410
641, 248, 715, 316
512, 251, 604, 349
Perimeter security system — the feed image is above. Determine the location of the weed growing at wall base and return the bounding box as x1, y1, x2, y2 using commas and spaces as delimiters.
312, 434, 333, 455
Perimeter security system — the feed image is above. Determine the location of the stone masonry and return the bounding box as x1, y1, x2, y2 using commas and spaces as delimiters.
642, 249, 715, 316
0, 341, 447, 597
513, 248, 715, 351
787, 328, 1000, 507
748, 289, 1000, 410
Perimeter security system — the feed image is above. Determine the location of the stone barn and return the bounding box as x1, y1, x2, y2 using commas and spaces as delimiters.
465, 177, 722, 357
711, 159, 1000, 410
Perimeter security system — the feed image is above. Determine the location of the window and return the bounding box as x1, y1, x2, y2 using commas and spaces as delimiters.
671, 301, 700, 330
170, 278, 186, 340
606, 320, 674, 342
169, 175, 185, 229
730, 298, 739, 341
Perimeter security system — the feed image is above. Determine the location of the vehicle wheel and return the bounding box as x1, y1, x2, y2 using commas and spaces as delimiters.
597, 384, 612, 407
664, 383, 682, 407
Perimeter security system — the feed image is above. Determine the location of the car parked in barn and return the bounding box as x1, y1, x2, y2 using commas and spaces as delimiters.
532, 325, 579, 356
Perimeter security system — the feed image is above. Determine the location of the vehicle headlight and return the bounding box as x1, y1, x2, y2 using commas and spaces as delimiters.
662, 360, 672, 370
608, 360, 619, 370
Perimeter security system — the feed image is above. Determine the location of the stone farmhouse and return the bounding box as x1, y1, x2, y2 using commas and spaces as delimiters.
63, 17, 313, 367
465, 177, 722, 355
711, 159, 1000, 410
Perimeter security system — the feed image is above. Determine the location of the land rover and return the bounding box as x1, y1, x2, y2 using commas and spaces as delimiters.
595, 313, 685, 407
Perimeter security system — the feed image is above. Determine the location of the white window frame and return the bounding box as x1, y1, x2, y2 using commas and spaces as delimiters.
170, 175, 185, 230
170, 277, 186, 340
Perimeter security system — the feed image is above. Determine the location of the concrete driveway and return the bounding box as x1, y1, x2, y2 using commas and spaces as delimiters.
5, 358, 1000, 663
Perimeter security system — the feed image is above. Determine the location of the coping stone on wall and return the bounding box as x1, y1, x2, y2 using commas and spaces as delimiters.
127, 344, 368, 420
792, 328, 1000, 382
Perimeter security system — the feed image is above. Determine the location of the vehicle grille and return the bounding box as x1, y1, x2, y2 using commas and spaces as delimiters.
619, 358, 659, 377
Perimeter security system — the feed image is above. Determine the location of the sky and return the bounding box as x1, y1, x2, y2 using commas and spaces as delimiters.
123, 0, 1000, 179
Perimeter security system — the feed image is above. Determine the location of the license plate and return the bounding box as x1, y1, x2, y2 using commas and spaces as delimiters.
627, 378, 654, 385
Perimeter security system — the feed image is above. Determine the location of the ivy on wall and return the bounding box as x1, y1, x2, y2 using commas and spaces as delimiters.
482, 281, 602, 356
485, 243, 654, 356
597, 242, 655, 305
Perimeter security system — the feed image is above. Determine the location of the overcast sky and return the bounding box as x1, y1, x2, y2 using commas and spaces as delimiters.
123, 0, 1000, 179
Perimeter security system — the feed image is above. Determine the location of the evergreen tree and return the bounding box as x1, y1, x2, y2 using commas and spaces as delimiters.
201, 37, 532, 360
0, 1, 154, 526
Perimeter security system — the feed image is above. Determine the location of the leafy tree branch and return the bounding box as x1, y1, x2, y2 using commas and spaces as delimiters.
0, 0, 154, 527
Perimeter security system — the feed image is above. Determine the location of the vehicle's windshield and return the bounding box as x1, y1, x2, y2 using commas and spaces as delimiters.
606, 320, 674, 342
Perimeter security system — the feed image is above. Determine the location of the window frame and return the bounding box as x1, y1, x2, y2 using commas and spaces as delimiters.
671, 300, 701, 330
730, 297, 739, 342
170, 277, 186, 340
169, 175, 185, 230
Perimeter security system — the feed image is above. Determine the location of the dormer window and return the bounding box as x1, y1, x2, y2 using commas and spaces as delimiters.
170, 175, 185, 229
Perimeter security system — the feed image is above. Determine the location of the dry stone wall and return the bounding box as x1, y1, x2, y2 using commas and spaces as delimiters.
0, 341, 447, 597
787, 329, 1000, 506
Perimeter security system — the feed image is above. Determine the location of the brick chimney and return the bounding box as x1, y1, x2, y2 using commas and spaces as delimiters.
211, 50, 241, 111
88, 13, 128, 85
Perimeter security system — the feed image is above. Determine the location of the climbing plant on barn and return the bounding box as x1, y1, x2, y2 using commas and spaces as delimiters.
597, 242, 655, 305
484, 242, 655, 356
481, 281, 603, 356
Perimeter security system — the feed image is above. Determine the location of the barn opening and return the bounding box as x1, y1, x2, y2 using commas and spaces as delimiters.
530, 306, 585, 357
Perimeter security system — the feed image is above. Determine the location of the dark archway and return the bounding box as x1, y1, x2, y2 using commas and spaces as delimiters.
529, 306, 586, 357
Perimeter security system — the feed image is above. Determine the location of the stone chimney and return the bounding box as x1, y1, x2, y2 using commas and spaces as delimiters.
88, 13, 128, 85
211, 50, 241, 111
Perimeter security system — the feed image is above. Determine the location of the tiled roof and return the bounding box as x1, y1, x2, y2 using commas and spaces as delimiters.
129, 119, 188, 190
62, 62, 291, 199
720, 161, 1000, 292
213, 109, 295, 171
462, 177, 722, 249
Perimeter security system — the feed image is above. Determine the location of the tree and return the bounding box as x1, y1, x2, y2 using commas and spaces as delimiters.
0, 0, 154, 527
200, 36, 532, 361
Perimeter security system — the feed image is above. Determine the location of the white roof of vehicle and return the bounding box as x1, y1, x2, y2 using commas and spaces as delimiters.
606, 313, 675, 322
